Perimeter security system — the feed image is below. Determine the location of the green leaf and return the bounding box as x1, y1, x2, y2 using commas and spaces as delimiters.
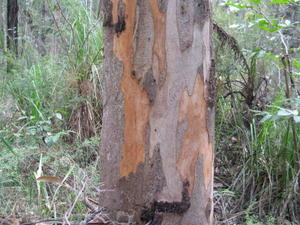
17, 116, 28, 121
270, 0, 295, 5
0, 135, 17, 156
257, 19, 282, 32
44, 134, 60, 147
260, 114, 272, 123
249, 0, 261, 4
226, 2, 251, 8
277, 108, 298, 117
293, 60, 300, 68
257, 50, 266, 58
221, 189, 236, 196
265, 53, 280, 61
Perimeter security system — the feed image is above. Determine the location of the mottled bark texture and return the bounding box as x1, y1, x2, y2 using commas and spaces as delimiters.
100, 0, 215, 224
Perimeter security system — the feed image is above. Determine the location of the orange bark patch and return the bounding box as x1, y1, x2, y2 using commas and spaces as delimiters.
111, 0, 150, 177
177, 75, 213, 193
150, 0, 166, 73
111, 0, 119, 24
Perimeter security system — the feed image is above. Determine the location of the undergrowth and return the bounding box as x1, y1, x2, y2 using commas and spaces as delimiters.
0, 0, 102, 223
0, 138, 100, 222
0, 0, 299, 224
213, 0, 300, 224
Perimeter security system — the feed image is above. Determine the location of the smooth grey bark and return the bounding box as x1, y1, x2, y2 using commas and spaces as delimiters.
100, 1, 215, 224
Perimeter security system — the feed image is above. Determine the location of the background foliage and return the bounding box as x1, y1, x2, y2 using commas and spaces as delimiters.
0, 0, 299, 224
213, 0, 300, 224
1, 0, 103, 223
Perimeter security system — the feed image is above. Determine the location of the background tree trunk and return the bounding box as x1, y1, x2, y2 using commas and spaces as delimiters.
0, 0, 5, 48
7, 0, 18, 56
100, 1, 215, 224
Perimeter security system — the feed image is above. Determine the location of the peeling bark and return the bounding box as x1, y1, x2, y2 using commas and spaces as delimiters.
100, 0, 214, 224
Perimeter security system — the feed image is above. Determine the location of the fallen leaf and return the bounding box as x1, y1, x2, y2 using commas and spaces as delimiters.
36, 176, 75, 191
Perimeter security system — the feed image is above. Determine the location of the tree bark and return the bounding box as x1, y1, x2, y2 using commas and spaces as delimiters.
100, 1, 215, 224
0, 0, 5, 46
7, 0, 18, 56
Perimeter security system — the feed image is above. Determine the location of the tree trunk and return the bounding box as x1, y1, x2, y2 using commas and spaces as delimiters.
7, 0, 18, 55
100, 1, 215, 224
0, 0, 5, 47
40, 2, 47, 56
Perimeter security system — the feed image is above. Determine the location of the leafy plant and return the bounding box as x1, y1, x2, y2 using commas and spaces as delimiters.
214, 0, 300, 223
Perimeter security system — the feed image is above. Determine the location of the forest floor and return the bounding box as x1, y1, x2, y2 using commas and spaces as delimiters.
1, 95, 300, 225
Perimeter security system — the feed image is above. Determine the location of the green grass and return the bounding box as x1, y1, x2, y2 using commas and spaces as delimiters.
0, 137, 100, 220
215, 89, 300, 224
1, 0, 299, 224
0, 0, 103, 222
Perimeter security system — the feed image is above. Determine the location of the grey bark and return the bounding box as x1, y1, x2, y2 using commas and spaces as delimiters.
100, 1, 214, 224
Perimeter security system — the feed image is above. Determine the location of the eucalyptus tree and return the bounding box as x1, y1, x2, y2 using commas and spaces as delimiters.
100, 1, 215, 224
